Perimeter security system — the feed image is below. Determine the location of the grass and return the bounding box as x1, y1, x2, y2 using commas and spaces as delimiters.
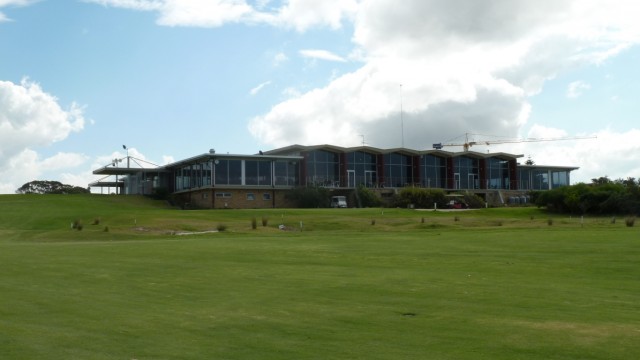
1, 195, 639, 359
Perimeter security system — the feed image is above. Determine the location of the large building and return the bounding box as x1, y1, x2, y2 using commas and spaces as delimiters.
90, 144, 578, 208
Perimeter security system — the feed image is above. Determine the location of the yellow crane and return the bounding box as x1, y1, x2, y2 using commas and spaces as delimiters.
432, 133, 596, 152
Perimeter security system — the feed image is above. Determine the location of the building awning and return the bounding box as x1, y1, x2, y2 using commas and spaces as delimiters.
92, 166, 167, 175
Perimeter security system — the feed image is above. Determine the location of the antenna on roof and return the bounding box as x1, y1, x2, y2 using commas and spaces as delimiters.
400, 84, 404, 148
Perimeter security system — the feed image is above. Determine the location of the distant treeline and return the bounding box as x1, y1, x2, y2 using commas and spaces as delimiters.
531, 176, 640, 215
16, 180, 90, 194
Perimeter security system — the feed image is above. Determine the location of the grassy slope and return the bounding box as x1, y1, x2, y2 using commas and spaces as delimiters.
0, 195, 639, 359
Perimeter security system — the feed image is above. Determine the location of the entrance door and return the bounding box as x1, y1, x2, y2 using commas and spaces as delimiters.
348, 170, 356, 188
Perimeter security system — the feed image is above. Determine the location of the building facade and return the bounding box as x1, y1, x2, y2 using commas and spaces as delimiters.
91, 144, 578, 208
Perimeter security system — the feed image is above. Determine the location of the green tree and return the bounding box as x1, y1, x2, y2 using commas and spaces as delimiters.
16, 180, 89, 194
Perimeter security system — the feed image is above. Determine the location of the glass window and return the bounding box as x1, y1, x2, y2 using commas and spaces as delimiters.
306, 150, 340, 187
486, 158, 511, 190
214, 159, 242, 185
346, 151, 377, 187
421, 155, 446, 188
247, 193, 255, 201
384, 153, 413, 187
452, 156, 479, 189
263, 193, 272, 200
274, 160, 299, 186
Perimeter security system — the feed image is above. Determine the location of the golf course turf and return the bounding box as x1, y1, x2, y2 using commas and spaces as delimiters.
1, 194, 639, 359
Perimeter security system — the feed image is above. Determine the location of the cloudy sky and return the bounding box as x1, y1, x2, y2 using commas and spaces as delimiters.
1, 0, 639, 193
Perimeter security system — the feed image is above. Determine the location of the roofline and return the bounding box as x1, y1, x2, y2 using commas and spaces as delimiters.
163, 152, 303, 169
518, 165, 580, 171
264, 144, 525, 159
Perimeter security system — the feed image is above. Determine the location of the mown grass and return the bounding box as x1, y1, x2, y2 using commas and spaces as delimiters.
0, 195, 639, 359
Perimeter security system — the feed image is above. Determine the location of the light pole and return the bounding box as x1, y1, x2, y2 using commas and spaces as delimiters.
123, 145, 129, 168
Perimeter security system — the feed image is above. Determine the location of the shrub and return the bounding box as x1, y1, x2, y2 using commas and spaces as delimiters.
625, 217, 635, 227
395, 188, 447, 209
355, 185, 382, 208
216, 224, 228, 232
251, 217, 257, 230
547, 218, 554, 226
461, 192, 486, 209
454, 216, 460, 222
92, 218, 101, 225
285, 186, 330, 208
103, 226, 109, 232
371, 219, 376, 226
261, 216, 269, 227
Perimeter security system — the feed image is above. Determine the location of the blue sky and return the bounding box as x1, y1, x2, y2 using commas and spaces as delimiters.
1, 0, 639, 192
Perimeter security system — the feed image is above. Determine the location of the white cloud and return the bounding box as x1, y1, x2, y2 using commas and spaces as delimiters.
249, 80, 271, 95
250, 0, 640, 152
566, 80, 591, 98
299, 49, 347, 62
0, 0, 36, 22
0, 79, 85, 166
80, 0, 640, 184
273, 52, 289, 66
0, 78, 88, 193
273, 0, 359, 32
162, 155, 175, 165
85, 0, 359, 30
84, 0, 163, 12
518, 127, 640, 184
0, 150, 89, 193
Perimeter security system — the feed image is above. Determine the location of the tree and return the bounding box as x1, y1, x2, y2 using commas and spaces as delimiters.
525, 156, 535, 165
16, 180, 89, 194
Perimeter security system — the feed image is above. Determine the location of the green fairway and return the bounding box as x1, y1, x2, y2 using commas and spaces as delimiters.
1, 195, 639, 359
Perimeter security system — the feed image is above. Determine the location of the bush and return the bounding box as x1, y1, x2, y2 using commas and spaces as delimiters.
395, 188, 447, 209
625, 217, 635, 227
216, 224, 228, 232
547, 218, 554, 226
355, 185, 382, 208
262, 216, 269, 227
251, 217, 257, 230
461, 192, 486, 209
286, 186, 330, 208
72, 219, 82, 230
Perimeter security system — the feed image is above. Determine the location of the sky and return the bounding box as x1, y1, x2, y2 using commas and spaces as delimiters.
1, 0, 640, 193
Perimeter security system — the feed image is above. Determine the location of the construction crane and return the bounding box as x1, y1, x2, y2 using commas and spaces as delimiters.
432, 133, 596, 152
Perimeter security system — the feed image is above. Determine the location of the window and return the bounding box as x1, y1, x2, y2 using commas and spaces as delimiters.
214, 159, 242, 185
247, 193, 255, 201
384, 153, 413, 187
274, 160, 299, 186
263, 193, 272, 200
346, 151, 377, 187
422, 155, 446, 188
306, 150, 340, 187
245, 160, 273, 186
215, 192, 232, 198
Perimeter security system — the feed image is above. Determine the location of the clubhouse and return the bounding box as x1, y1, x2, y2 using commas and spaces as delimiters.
90, 144, 578, 208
